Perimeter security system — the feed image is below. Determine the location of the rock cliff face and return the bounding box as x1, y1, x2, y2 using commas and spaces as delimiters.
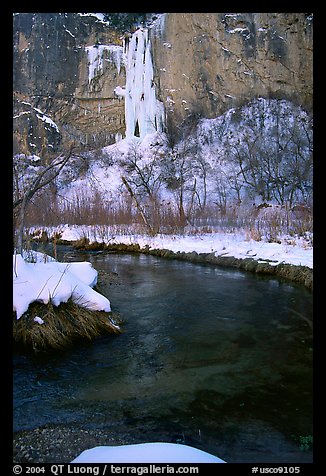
151, 13, 313, 135
13, 13, 126, 155
13, 12, 313, 155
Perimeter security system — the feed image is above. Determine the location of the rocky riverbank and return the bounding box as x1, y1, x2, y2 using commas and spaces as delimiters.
13, 425, 128, 463
13, 421, 313, 464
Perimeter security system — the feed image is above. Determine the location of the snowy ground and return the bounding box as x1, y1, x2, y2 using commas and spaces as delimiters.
13, 251, 112, 320
71, 442, 226, 463
33, 224, 313, 269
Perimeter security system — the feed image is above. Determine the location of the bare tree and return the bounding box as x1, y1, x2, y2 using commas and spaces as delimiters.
159, 112, 206, 228
119, 141, 163, 200
13, 145, 75, 254
121, 176, 155, 234
118, 140, 165, 233
160, 146, 192, 227
228, 99, 313, 207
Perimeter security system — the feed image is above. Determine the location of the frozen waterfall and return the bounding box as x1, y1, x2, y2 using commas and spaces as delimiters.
85, 28, 165, 141
122, 28, 165, 139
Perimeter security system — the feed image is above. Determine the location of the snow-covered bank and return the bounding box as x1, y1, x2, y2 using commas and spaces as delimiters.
111, 232, 313, 269
52, 225, 312, 270
13, 251, 112, 320
13, 251, 121, 350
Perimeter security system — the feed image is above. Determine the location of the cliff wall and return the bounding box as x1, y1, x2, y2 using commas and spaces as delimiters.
13, 13, 126, 155
151, 13, 313, 134
13, 13, 313, 155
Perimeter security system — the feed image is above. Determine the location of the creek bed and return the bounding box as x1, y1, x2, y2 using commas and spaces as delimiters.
13, 247, 313, 463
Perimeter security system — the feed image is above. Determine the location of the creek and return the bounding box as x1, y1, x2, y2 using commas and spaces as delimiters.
13, 247, 313, 462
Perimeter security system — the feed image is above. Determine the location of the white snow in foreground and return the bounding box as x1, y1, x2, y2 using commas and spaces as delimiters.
54, 225, 313, 269
71, 442, 226, 463
13, 252, 111, 320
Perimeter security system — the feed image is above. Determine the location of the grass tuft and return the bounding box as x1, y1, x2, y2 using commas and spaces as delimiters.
13, 299, 122, 352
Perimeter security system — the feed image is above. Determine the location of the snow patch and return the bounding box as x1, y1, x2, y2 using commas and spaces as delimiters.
14, 103, 60, 134
13, 254, 111, 320
114, 86, 126, 97
71, 442, 226, 463
34, 316, 44, 324
78, 13, 107, 23
36, 112, 60, 134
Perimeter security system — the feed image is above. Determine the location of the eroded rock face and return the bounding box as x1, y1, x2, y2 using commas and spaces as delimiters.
151, 13, 313, 136
13, 13, 313, 155
13, 13, 126, 155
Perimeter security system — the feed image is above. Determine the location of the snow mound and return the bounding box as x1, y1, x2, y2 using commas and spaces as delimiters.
71, 442, 226, 463
13, 254, 111, 319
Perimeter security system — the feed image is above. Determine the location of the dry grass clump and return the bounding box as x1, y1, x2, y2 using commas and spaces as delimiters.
13, 299, 122, 352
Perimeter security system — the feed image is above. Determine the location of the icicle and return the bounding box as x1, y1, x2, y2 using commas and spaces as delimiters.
85, 44, 125, 82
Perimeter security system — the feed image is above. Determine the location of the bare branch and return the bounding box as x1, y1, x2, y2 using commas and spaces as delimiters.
14, 145, 75, 253
13, 146, 75, 210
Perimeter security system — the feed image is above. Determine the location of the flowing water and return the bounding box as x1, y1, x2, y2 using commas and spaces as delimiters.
13, 247, 313, 462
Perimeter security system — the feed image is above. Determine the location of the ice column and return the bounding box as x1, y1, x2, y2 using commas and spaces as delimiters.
124, 28, 165, 139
